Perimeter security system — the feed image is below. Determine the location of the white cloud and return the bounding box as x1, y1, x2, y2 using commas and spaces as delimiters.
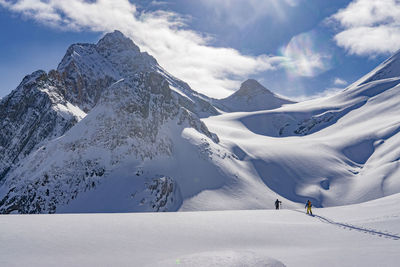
279, 31, 331, 77
334, 77, 348, 86
0, 0, 287, 98
331, 0, 400, 56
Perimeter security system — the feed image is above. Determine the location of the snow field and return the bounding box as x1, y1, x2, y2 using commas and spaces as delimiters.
1, 194, 399, 267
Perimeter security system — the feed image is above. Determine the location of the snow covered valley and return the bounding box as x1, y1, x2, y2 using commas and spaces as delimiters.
1, 193, 399, 267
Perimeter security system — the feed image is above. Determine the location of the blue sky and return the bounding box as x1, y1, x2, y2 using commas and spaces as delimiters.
0, 0, 398, 99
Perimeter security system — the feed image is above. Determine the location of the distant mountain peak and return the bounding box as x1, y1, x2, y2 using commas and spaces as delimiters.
235, 79, 273, 97
213, 79, 295, 112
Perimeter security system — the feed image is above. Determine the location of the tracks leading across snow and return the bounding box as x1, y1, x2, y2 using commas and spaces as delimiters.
292, 210, 400, 240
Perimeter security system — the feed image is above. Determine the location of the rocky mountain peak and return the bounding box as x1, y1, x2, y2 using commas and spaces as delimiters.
53, 30, 215, 116
96, 30, 140, 54
21, 70, 47, 84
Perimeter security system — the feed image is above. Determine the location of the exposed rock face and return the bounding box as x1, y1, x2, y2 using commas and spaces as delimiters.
0, 70, 85, 182
56, 31, 151, 112
141, 176, 182, 212
57, 30, 218, 116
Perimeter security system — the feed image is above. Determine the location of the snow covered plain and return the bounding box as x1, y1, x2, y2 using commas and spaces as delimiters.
1, 193, 399, 267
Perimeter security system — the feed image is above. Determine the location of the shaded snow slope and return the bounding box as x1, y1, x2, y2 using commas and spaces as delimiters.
3, 69, 294, 214
214, 79, 295, 112
0, 30, 216, 185
1, 194, 399, 267
0, 31, 221, 214
0, 72, 224, 213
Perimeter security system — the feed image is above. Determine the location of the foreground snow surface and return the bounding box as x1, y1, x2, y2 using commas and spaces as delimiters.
1, 194, 399, 267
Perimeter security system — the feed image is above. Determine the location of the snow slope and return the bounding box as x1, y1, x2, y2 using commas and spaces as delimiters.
352, 48, 400, 86
0, 31, 224, 213
0, 70, 227, 213
202, 74, 400, 208
1, 193, 399, 267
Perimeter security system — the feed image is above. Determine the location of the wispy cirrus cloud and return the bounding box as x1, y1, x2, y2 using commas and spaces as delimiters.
0, 0, 287, 98
330, 0, 400, 57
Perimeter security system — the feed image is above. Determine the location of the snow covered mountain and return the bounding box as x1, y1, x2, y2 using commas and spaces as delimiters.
1, 31, 400, 214
0, 31, 224, 214
213, 79, 295, 112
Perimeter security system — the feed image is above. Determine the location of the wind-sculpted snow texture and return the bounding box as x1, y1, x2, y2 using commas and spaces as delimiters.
204, 52, 400, 208
1, 31, 400, 214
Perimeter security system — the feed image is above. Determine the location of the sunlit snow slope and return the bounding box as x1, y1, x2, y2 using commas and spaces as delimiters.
203, 60, 400, 207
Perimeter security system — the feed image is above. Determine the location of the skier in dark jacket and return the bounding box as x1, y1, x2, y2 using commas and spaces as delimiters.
275, 199, 282, 210
305, 200, 312, 215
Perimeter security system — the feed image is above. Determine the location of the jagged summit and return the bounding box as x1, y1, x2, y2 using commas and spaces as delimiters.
97, 30, 141, 53
55, 30, 216, 116
19, 70, 47, 86
214, 79, 295, 112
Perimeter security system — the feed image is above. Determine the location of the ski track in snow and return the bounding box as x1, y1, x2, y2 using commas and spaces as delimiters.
2, 201, 400, 267
293, 210, 400, 240
314, 214, 400, 240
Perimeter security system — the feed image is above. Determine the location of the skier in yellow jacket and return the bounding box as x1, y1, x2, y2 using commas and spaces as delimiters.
305, 200, 312, 215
